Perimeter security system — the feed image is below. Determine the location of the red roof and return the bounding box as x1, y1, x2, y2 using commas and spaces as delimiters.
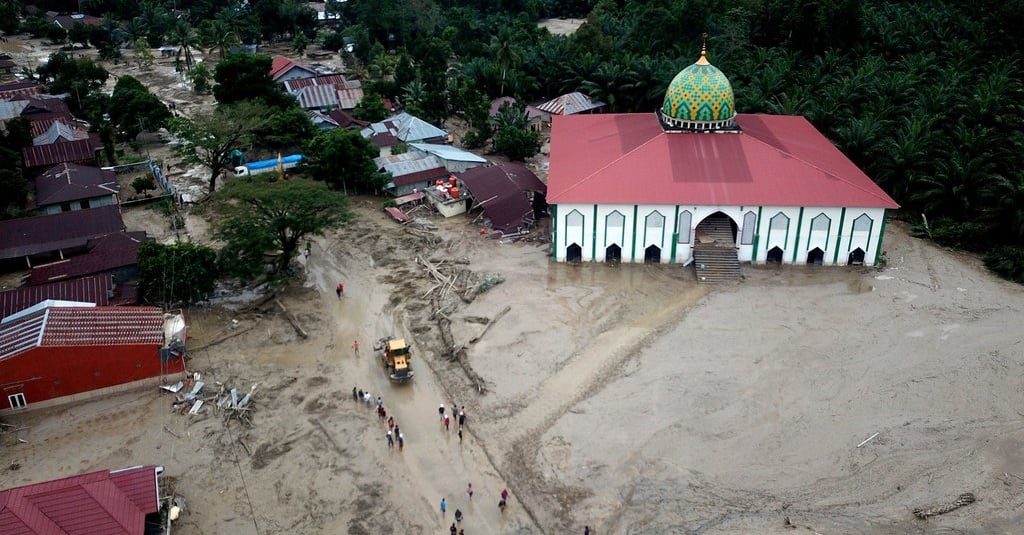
0, 465, 161, 535
458, 163, 546, 232
32, 163, 118, 207
0, 81, 45, 101
0, 274, 114, 319
547, 113, 899, 208
29, 231, 145, 285
22, 138, 99, 168
270, 56, 316, 81
0, 205, 125, 261
393, 166, 449, 187
0, 306, 166, 361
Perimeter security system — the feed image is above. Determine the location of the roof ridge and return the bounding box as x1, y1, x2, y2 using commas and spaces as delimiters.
742, 120, 895, 206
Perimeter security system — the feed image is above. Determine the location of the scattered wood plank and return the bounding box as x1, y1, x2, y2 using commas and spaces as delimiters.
275, 299, 308, 338
857, 432, 880, 448
469, 305, 511, 344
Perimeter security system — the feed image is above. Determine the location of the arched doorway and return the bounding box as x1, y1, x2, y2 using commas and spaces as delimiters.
807, 248, 825, 265
694, 211, 738, 246
605, 244, 621, 265
644, 245, 661, 264
766, 246, 784, 263
848, 248, 865, 265
566, 243, 582, 263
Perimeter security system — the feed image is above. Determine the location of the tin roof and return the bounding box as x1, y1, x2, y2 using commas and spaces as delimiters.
32, 120, 91, 145
29, 232, 146, 285
327, 109, 369, 129
376, 153, 447, 185
409, 143, 487, 164
294, 84, 338, 109
536, 92, 605, 115
22, 138, 99, 168
547, 113, 899, 208
0, 81, 43, 101
0, 305, 166, 361
336, 86, 364, 109
283, 74, 349, 93
0, 274, 113, 319
458, 163, 547, 231
0, 205, 125, 261
32, 163, 118, 207
363, 112, 447, 143
0, 465, 161, 534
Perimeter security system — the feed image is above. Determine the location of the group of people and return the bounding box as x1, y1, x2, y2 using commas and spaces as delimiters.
438, 403, 468, 438
353, 387, 405, 451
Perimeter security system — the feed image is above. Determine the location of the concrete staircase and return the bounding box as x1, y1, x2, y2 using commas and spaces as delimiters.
693, 217, 742, 284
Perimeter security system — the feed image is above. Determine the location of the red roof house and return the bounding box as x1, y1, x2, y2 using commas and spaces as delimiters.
0, 274, 120, 319
31, 163, 119, 214
28, 231, 147, 285
0, 465, 165, 534
0, 205, 125, 265
458, 163, 547, 232
22, 137, 100, 169
0, 304, 186, 411
270, 56, 317, 82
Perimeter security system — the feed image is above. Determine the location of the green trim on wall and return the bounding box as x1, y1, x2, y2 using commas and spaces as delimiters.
766, 212, 789, 253
642, 210, 666, 251
604, 210, 626, 249
832, 207, 846, 264
864, 214, 875, 254
550, 205, 558, 262
874, 210, 888, 265
670, 206, 679, 263
791, 207, 804, 263
752, 206, 763, 262
591, 205, 598, 262
630, 205, 639, 261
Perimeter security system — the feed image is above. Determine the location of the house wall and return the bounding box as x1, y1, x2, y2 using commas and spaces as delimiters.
39, 194, 116, 215
552, 203, 889, 266
0, 344, 185, 410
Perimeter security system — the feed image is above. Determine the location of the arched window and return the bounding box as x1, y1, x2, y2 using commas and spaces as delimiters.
741, 211, 756, 244
606, 210, 625, 246
676, 210, 692, 244
645, 211, 665, 243
768, 212, 789, 246
567, 209, 584, 229
811, 213, 830, 233
853, 213, 872, 233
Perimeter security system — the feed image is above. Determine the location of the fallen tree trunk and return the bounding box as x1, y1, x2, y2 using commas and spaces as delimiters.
275, 299, 308, 339
469, 305, 511, 344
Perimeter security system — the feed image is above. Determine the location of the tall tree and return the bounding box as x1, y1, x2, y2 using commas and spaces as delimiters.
303, 128, 385, 194
137, 241, 219, 305
212, 53, 292, 108
198, 19, 240, 60
109, 75, 171, 142
167, 101, 274, 194
213, 178, 352, 280
168, 19, 201, 74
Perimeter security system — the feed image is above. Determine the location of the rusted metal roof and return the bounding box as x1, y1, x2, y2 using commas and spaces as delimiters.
270, 56, 317, 81
363, 112, 447, 143
29, 231, 146, 285
336, 86, 364, 109
33, 163, 118, 207
294, 84, 338, 109
0, 81, 45, 100
0, 305, 166, 361
458, 163, 547, 232
327, 109, 369, 129
0, 274, 113, 319
32, 120, 91, 145
547, 113, 899, 208
24, 113, 77, 137
0, 204, 125, 261
22, 138, 99, 168
0, 465, 161, 534
376, 153, 445, 176
536, 92, 605, 115
283, 74, 349, 92
489, 97, 545, 121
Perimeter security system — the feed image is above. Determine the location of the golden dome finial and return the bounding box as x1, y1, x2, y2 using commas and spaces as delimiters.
696, 33, 710, 65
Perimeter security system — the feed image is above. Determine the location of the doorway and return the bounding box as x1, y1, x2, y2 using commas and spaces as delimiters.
807, 248, 825, 265
605, 244, 621, 265
566, 243, 582, 263
644, 245, 661, 264
848, 248, 865, 265
766, 246, 784, 264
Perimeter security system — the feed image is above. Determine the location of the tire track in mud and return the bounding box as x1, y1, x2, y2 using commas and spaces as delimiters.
499, 285, 709, 531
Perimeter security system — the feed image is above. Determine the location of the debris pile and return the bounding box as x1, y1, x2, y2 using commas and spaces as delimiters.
913, 492, 976, 519
162, 374, 258, 425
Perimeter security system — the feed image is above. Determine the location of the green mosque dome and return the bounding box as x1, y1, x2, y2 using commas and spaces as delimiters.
658, 47, 737, 132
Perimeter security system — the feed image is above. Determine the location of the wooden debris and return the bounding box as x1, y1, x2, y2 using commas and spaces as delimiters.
275, 299, 308, 338
912, 492, 976, 519
237, 436, 251, 456
163, 426, 181, 438
856, 432, 879, 448
469, 306, 511, 344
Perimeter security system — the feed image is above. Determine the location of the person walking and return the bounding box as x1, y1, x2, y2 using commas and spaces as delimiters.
352, 340, 360, 356
458, 408, 466, 430
387, 416, 395, 431
440, 497, 447, 516
357, 388, 364, 401
397, 432, 404, 451
438, 404, 445, 421
386, 430, 394, 448
364, 392, 372, 406
352, 387, 358, 401
454, 509, 463, 523
458, 429, 463, 443
450, 523, 457, 535
378, 406, 387, 422
584, 526, 591, 535
501, 487, 509, 502
376, 396, 383, 409
466, 483, 473, 501
444, 414, 451, 431
336, 282, 344, 298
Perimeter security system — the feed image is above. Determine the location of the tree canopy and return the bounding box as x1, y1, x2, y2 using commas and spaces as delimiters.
303, 128, 387, 194
213, 177, 352, 281
212, 52, 293, 109
109, 75, 171, 142
137, 241, 219, 305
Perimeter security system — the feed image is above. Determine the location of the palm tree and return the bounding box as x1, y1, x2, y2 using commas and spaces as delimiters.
912, 152, 1001, 222
199, 20, 239, 61
489, 27, 522, 96
168, 20, 200, 74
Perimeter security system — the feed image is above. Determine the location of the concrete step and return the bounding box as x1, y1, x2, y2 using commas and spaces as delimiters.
693, 245, 741, 284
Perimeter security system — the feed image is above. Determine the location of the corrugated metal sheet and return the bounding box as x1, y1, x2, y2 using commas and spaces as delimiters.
32, 120, 90, 145
22, 138, 98, 168
409, 143, 487, 163
377, 154, 446, 177
29, 232, 144, 285
336, 87, 364, 109
25, 114, 78, 137
458, 163, 546, 231
33, 163, 118, 207
0, 274, 113, 319
547, 113, 899, 208
392, 167, 449, 187
0, 466, 159, 535
0, 99, 28, 120
536, 92, 604, 115
0, 205, 125, 260
295, 84, 338, 109
284, 74, 349, 93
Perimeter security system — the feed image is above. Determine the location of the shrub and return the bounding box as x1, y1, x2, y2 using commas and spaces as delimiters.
984, 246, 1024, 284
132, 176, 156, 195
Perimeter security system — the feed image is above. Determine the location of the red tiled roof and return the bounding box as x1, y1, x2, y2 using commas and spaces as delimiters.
327, 109, 369, 129
0, 465, 161, 535
0, 274, 113, 319
29, 232, 145, 285
0, 81, 45, 101
283, 74, 349, 92
270, 56, 316, 81
458, 163, 546, 232
22, 113, 77, 137
547, 113, 899, 208
32, 163, 118, 207
0, 305, 166, 361
51, 13, 104, 28
0, 205, 125, 260
22, 138, 99, 168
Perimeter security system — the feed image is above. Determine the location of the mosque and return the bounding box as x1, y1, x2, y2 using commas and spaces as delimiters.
546, 46, 898, 279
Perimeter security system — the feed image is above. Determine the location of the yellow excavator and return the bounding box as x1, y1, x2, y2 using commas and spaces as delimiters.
373, 337, 414, 383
